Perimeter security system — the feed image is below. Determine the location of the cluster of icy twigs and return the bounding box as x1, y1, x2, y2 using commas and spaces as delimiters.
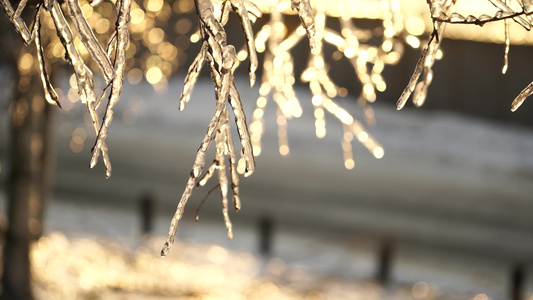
398, 0, 533, 111
0, 0, 316, 256
1, 0, 133, 179
3, 0, 533, 257
162, 0, 317, 256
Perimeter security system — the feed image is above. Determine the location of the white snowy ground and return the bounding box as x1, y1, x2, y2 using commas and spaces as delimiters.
1, 76, 533, 299
31, 198, 527, 300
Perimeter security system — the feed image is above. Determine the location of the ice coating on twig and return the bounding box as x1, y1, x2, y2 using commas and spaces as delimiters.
224, 112, 242, 211
215, 110, 233, 239
411, 0, 533, 110
164, 0, 257, 256
429, 0, 532, 29
228, 81, 254, 176
162, 79, 227, 256
397, 0, 455, 110
396, 32, 436, 110
66, 0, 115, 82
90, 0, 133, 178
412, 30, 441, 107
488, 0, 531, 29
50, 2, 112, 175
502, 0, 510, 74
3, 0, 136, 178
179, 46, 206, 111
35, 9, 61, 108
291, 0, 316, 51
179, 0, 260, 108
511, 82, 533, 111
193, 109, 240, 237
435, 9, 531, 28
0, 0, 32, 44
229, 0, 261, 86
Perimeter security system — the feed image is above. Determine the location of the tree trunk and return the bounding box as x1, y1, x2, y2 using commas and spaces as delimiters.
0, 43, 56, 300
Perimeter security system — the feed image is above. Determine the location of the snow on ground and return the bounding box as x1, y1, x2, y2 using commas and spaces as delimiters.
28, 196, 530, 300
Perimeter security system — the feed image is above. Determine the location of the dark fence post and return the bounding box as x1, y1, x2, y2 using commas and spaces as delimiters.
258, 216, 273, 256
510, 262, 525, 300
376, 237, 394, 286
140, 194, 154, 237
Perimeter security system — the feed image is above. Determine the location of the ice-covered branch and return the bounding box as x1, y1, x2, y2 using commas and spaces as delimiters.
163, 0, 260, 256
250, 0, 397, 168
413, 0, 533, 111
90, 0, 133, 178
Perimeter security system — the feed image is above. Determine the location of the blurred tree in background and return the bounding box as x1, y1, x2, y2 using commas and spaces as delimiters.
0, 12, 56, 299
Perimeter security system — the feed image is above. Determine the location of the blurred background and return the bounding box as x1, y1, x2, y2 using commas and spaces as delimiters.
1, 0, 533, 299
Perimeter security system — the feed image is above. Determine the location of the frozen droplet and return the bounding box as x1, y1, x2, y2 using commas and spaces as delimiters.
477, 14, 492, 22
449, 13, 465, 23
465, 15, 477, 23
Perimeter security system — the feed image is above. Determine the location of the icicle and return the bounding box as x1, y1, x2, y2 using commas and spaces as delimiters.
194, 109, 241, 229
180, 46, 206, 111
106, 31, 117, 59
396, 32, 436, 110
229, 0, 261, 86
224, 114, 242, 211
413, 36, 440, 107
162, 92, 227, 257
228, 81, 255, 176
214, 116, 233, 239
14, 0, 28, 18
502, 0, 510, 74
66, 0, 114, 82
291, 0, 316, 51
90, 0, 133, 178
165, 0, 263, 255
243, 0, 262, 22
49, 1, 112, 175
198, 163, 217, 187
0, 0, 32, 44
35, 10, 61, 108
511, 82, 533, 111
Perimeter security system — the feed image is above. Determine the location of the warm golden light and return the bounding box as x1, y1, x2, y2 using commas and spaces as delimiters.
190, 33, 200, 43
145, 0, 163, 12
246, 0, 401, 169
412, 281, 430, 299
344, 159, 355, 169
373, 147, 384, 159
473, 293, 489, 300
18, 53, 34, 73
237, 158, 246, 175
406, 17, 425, 36
145, 67, 162, 84
130, 8, 145, 25
94, 18, 110, 34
